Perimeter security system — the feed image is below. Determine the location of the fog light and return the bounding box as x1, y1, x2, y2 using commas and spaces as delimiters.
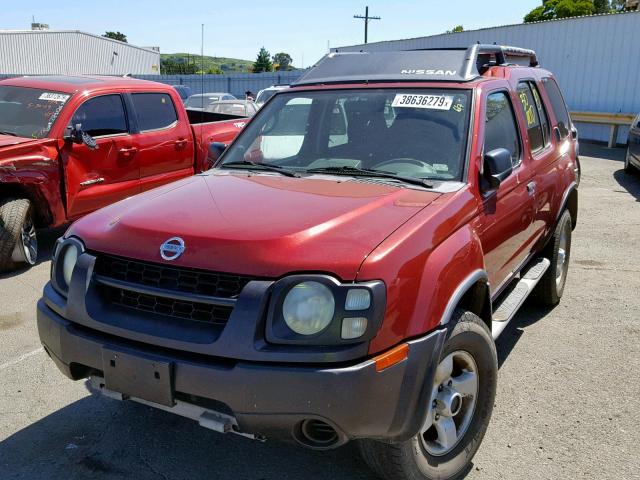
341, 317, 368, 339
345, 289, 371, 310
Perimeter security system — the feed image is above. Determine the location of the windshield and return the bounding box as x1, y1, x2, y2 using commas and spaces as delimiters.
220, 89, 472, 181
255, 89, 278, 105
0, 86, 71, 139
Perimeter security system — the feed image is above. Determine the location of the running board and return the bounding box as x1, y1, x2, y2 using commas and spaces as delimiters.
491, 258, 550, 339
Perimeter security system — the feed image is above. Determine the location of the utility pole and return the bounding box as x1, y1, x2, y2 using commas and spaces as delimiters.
353, 6, 381, 44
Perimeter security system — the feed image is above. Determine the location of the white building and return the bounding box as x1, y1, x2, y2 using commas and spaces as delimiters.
337, 11, 640, 144
0, 30, 160, 76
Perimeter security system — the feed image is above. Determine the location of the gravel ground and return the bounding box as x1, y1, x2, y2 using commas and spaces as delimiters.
0, 144, 638, 480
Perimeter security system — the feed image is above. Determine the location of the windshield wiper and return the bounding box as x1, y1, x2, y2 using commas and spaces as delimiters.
306, 166, 434, 189
0, 130, 18, 137
221, 160, 300, 178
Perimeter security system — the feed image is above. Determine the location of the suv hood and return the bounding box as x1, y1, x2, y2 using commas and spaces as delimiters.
69, 172, 441, 279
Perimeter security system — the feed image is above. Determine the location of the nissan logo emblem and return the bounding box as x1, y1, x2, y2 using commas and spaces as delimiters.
160, 237, 185, 261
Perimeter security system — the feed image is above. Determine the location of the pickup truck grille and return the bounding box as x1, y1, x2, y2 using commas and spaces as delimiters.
92, 254, 255, 326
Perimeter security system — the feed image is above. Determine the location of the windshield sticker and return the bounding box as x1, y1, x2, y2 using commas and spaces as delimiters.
392, 94, 453, 111
38, 92, 70, 103
433, 164, 449, 172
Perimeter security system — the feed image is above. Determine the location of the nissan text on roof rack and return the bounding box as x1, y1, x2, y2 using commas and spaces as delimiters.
37, 45, 579, 480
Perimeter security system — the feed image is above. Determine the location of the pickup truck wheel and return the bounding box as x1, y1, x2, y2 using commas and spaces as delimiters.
533, 210, 572, 306
625, 149, 636, 174
0, 198, 38, 273
359, 310, 497, 480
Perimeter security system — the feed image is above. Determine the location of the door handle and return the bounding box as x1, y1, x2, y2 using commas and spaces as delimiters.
175, 139, 188, 148
526, 181, 536, 196
119, 147, 138, 157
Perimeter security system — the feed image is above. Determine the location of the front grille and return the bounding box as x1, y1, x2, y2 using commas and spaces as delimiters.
93, 254, 257, 326
94, 254, 254, 298
103, 285, 233, 324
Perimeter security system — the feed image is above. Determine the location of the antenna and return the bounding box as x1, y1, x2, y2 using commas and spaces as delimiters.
353, 6, 381, 44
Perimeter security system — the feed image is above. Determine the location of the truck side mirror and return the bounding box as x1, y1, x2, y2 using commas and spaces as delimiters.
208, 142, 227, 166
64, 123, 98, 150
483, 148, 513, 190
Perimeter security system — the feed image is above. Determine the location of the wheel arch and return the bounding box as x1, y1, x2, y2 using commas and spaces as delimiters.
558, 182, 578, 231
0, 183, 53, 228
439, 269, 492, 331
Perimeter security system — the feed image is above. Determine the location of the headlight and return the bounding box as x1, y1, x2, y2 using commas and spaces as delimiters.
266, 275, 386, 346
61, 244, 79, 287
51, 237, 85, 296
282, 281, 335, 335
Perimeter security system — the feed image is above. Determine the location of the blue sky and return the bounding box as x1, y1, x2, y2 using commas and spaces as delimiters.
2, 0, 542, 66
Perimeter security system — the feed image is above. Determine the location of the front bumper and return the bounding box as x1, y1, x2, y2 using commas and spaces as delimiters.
38, 296, 446, 445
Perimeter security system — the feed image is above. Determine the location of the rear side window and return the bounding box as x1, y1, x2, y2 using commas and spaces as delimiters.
485, 92, 521, 167
541, 77, 571, 139
517, 82, 545, 152
71, 94, 128, 137
131, 93, 178, 132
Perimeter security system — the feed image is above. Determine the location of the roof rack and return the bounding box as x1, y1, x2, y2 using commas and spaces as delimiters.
293, 44, 539, 86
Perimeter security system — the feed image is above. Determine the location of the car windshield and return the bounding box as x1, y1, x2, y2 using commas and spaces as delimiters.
220, 89, 472, 182
255, 89, 278, 105
0, 85, 71, 139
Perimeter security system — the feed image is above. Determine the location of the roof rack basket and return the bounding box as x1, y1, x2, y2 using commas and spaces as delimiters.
462, 44, 539, 78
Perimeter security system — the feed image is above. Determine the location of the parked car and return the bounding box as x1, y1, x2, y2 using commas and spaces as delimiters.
185, 92, 236, 111
205, 99, 258, 118
625, 112, 640, 174
0, 75, 247, 272
255, 84, 288, 108
38, 45, 580, 480
171, 85, 192, 103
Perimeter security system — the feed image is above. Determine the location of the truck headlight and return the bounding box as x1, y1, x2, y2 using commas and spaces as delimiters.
266, 275, 386, 345
282, 281, 335, 335
51, 237, 85, 297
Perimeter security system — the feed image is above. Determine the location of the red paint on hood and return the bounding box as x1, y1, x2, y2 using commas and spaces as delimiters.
68, 172, 441, 279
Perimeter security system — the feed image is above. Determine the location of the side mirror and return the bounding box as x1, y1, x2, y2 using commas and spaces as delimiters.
64, 123, 98, 150
483, 148, 513, 190
208, 142, 227, 165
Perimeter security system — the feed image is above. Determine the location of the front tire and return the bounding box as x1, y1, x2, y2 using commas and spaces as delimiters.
625, 148, 636, 174
0, 198, 38, 273
359, 310, 497, 480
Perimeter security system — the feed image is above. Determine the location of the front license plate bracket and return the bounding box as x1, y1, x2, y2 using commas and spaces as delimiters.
102, 347, 174, 407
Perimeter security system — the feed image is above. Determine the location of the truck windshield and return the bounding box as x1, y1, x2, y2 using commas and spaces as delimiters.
0, 86, 71, 139
220, 89, 472, 182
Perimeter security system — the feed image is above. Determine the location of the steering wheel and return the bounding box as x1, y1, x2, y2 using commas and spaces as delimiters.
372, 158, 437, 176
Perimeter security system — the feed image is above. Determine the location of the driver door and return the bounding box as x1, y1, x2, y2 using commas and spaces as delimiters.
60, 94, 140, 219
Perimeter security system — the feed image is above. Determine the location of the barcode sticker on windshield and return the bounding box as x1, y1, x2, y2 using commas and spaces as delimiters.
39, 92, 70, 102
392, 94, 453, 110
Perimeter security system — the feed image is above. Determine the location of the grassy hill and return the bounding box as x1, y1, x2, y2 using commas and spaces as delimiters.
160, 53, 253, 74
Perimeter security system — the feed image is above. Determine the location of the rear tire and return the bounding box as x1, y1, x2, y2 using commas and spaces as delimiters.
359, 309, 497, 480
533, 210, 572, 306
0, 198, 38, 273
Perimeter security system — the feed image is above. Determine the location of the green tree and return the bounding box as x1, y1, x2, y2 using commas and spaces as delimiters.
448, 25, 464, 33
253, 47, 273, 73
272, 52, 293, 70
524, 0, 594, 22
103, 31, 128, 43
593, 0, 610, 13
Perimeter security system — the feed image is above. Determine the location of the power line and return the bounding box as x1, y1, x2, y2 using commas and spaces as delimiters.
353, 6, 381, 44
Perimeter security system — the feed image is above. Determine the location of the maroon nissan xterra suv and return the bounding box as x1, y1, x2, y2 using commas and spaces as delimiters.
38, 45, 579, 480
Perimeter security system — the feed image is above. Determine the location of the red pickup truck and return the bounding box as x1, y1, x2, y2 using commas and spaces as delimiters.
38, 45, 579, 480
0, 75, 245, 272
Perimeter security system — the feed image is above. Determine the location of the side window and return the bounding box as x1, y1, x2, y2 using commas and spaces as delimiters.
530, 82, 550, 147
71, 95, 127, 137
131, 93, 178, 132
541, 77, 571, 139
485, 92, 521, 167
516, 82, 545, 152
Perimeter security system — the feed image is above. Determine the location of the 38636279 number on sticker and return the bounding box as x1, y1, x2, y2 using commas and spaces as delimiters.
392, 94, 453, 111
